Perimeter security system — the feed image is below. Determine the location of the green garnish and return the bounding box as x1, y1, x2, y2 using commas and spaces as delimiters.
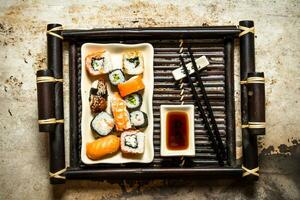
113, 74, 120, 82
126, 57, 140, 68
128, 96, 136, 105
91, 58, 104, 71
126, 57, 139, 63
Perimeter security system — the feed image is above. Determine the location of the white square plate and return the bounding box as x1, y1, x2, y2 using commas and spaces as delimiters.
81, 43, 154, 164
160, 105, 195, 157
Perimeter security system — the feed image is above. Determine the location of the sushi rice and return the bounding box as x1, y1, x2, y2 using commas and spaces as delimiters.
91, 51, 112, 73
130, 110, 148, 128
91, 111, 115, 136
124, 93, 142, 111
108, 69, 125, 86
123, 51, 144, 75
121, 131, 144, 154
90, 79, 107, 98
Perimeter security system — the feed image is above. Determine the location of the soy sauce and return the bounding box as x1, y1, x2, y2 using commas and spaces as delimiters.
166, 111, 189, 150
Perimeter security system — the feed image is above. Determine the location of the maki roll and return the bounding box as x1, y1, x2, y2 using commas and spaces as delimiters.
90, 78, 107, 99
89, 79, 107, 113
130, 110, 148, 128
91, 111, 115, 136
123, 51, 144, 75
85, 51, 112, 76
124, 93, 142, 111
121, 131, 144, 154
108, 69, 125, 86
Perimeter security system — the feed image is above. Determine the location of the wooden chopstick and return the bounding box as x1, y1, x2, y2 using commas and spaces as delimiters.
179, 55, 224, 166
187, 47, 227, 161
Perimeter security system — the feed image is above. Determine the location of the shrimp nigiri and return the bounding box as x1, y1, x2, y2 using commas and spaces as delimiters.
111, 92, 131, 131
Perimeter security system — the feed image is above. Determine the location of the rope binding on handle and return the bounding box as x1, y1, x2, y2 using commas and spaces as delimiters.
240, 77, 265, 85
242, 165, 259, 177
36, 76, 63, 83
178, 39, 186, 166
47, 26, 64, 40
179, 39, 185, 106
239, 25, 255, 37
38, 118, 64, 125
241, 122, 265, 129
49, 168, 66, 179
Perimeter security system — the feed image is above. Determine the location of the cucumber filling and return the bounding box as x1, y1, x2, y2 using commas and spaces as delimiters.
128, 96, 137, 105
113, 73, 120, 82
91, 57, 104, 71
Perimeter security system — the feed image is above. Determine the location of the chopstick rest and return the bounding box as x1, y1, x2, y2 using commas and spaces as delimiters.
172, 55, 209, 81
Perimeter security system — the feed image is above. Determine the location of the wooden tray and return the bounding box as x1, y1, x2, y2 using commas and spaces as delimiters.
36, 21, 265, 184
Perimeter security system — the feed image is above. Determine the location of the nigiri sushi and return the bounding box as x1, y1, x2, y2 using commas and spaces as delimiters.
121, 130, 144, 154
123, 51, 144, 75
85, 50, 112, 76
111, 93, 131, 131
86, 135, 120, 160
117, 75, 145, 97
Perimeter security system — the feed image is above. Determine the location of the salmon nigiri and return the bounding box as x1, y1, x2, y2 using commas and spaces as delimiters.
86, 135, 120, 160
117, 75, 145, 97
111, 93, 132, 131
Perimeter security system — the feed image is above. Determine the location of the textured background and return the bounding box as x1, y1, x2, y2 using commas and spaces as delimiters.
0, 0, 299, 199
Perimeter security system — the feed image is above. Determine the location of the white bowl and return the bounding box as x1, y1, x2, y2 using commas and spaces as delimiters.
160, 105, 195, 157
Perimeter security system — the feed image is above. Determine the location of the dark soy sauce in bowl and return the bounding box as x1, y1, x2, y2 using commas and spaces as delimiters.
166, 111, 189, 150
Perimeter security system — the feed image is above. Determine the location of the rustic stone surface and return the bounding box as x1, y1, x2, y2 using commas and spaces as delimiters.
0, 0, 299, 199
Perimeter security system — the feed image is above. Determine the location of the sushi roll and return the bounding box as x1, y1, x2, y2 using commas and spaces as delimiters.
90, 95, 107, 113
85, 51, 112, 76
118, 75, 145, 97
90, 111, 114, 136
108, 69, 125, 86
89, 79, 107, 113
130, 110, 148, 128
124, 93, 142, 111
111, 93, 132, 131
123, 51, 144, 75
90, 78, 107, 99
121, 131, 144, 154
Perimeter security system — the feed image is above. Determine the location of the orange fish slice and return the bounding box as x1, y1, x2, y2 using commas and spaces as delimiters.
86, 135, 120, 160
117, 75, 145, 97
111, 93, 131, 131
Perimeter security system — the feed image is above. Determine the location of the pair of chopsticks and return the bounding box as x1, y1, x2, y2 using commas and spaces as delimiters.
179, 47, 226, 166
